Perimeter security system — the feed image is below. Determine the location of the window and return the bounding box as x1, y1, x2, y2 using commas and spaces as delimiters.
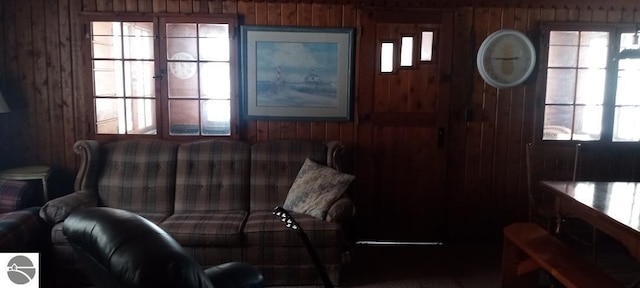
378, 26, 437, 73
540, 23, 640, 142
87, 15, 237, 138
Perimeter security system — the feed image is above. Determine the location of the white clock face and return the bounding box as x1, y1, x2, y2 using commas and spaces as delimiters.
477, 30, 536, 88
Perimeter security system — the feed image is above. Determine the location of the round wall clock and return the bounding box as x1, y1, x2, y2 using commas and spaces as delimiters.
477, 29, 536, 88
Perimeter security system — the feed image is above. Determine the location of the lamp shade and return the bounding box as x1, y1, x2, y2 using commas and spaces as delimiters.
0, 90, 9, 113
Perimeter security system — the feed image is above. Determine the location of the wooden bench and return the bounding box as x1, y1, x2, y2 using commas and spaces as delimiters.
502, 222, 624, 288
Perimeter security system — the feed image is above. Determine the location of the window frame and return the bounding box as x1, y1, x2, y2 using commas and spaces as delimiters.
536, 22, 640, 144
82, 13, 239, 142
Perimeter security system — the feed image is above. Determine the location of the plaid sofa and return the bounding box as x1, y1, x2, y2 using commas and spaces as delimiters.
39, 139, 355, 286
0, 179, 44, 252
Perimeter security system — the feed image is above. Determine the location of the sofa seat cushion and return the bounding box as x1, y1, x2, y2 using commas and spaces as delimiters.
160, 211, 247, 246
244, 211, 342, 247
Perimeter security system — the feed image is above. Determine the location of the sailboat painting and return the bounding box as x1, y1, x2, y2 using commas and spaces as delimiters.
241, 26, 354, 121
255, 41, 339, 108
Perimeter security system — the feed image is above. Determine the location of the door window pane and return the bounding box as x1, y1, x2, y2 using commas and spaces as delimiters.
400, 36, 413, 67
381, 42, 394, 73
420, 31, 434, 61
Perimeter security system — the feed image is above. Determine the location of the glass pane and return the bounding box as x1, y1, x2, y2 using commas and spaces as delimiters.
168, 60, 199, 98
125, 98, 156, 134
616, 63, 640, 105
95, 98, 124, 134
575, 68, 605, 104
201, 63, 230, 99
545, 69, 576, 104
620, 33, 638, 50
543, 105, 573, 140
124, 61, 155, 97
400, 36, 413, 67
92, 22, 121, 36
580, 31, 609, 46
614, 106, 640, 141
574, 105, 602, 141
94, 60, 123, 97
199, 24, 229, 61
123, 35, 154, 60
92, 36, 122, 59
122, 22, 153, 36
166, 23, 197, 38
420, 31, 434, 61
578, 32, 609, 68
167, 38, 198, 61
169, 100, 199, 135
200, 38, 229, 62
202, 100, 230, 136
550, 31, 579, 45
578, 46, 608, 68
381, 42, 394, 73
548, 46, 578, 67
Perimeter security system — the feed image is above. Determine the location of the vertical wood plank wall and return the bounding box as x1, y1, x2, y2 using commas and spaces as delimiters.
1, 0, 640, 241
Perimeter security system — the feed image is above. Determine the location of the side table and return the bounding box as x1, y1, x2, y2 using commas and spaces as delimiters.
0, 165, 52, 202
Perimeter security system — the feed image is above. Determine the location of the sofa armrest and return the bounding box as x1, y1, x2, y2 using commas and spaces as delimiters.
73, 140, 101, 191
326, 196, 355, 223
39, 190, 98, 225
0, 179, 37, 214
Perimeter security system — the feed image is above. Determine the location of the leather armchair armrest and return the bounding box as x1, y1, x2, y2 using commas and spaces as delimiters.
326, 196, 355, 223
39, 190, 98, 225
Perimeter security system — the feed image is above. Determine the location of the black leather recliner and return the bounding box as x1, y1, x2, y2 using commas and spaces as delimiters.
62, 207, 263, 288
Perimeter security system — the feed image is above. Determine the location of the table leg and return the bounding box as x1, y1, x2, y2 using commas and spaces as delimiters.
554, 197, 563, 235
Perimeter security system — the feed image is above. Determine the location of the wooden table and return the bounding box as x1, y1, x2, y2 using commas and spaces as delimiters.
541, 181, 640, 260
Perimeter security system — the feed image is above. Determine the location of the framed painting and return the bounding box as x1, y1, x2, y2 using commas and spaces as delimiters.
240, 25, 355, 121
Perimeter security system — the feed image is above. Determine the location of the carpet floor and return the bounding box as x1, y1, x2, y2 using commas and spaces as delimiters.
270, 243, 501, 288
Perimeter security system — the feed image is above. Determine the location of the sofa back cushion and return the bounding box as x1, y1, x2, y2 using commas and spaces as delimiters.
174, 140, 250, 212
250, 140, 329, 211
97, 140, 178, 216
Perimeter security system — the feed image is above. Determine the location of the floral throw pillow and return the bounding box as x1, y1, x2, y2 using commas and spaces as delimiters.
283, 158, 355, 220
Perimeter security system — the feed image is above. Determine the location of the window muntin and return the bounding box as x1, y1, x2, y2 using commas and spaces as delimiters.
541, 24, 640, 142
89, 17, 235, 138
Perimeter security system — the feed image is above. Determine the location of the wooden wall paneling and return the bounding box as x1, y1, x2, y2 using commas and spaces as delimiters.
167, 0, 180, 13
339, 3, 356, 148
591, 7, 607, 22
221, 1, 236, 14
180, 0, 194, 13
0, 1, 6, 169
491, 7, 514, 233
254, 2, 270, 142
237, 1, 257, 142
447, 6, 473, 242
475, 7, 501, 239
294, 2, 312, 140
462, 7, 488, 241
15, 0, 36, 164
278, 2, 299, 140
153, 0, 167, 13
209, 1, 224, 14
324, 3, 343, 142
45, 0, 65, 168
59, 0, 77, 172
139, 0, 153, 12
126, 0, 139, 12
82, 0, 97, 12
192, 1, 206, 13
72, 0, 89, 155
266, 3, 283, 141
31, 0, 52, 165
96, 0, 113, 12
504, 7, 531, 224
114, 0, 126, 12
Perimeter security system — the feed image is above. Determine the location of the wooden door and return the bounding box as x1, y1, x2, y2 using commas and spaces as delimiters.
356, 9, 453, 242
